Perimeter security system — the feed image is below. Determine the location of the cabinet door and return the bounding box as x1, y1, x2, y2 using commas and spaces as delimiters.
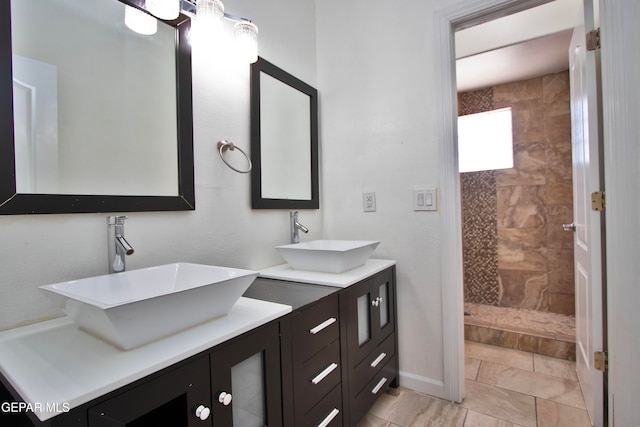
344, 268, 396, 367
375, 268, 395, 344
210, 322, 282, 427
88, 356, 211, 427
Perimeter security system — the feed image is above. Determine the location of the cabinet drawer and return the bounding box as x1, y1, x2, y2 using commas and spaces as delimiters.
292, 294, 340, 362
350, 355, 397, 426
350, 332, 396, 397
294, 338, 341, 415
302, 384, 343, 427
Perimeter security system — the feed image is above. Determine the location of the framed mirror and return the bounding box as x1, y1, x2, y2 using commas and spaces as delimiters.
0, 0, 194, 214
250, 57, 319, 209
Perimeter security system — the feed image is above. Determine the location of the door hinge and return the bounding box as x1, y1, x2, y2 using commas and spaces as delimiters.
587, 28, 601, 51
594, 351, 608, 372
591, 191, 605, 211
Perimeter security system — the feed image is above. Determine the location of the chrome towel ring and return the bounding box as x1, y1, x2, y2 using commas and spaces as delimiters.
217, 140, 252, 174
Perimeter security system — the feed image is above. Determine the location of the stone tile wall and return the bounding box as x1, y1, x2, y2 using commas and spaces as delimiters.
459, 71, 575, 315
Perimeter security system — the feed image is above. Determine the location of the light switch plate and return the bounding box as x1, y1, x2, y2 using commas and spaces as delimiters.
413, 188, 437, 211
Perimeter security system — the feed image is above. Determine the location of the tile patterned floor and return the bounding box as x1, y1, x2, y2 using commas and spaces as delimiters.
357, 341, 591, 427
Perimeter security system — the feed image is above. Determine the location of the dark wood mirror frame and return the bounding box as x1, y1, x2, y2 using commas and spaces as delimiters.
250, 57, 319, 210
0, 0, 195, 215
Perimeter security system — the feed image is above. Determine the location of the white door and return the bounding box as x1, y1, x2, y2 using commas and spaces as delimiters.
569, 1, 605, 425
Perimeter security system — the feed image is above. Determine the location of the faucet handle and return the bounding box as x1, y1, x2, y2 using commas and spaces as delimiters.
107, 215, 128, 225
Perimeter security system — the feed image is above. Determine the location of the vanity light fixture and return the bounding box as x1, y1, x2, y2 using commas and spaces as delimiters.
123, 0, 259, 63
183, 0, 260, 63
124, 5, 158, 35
146, 0, 181, 20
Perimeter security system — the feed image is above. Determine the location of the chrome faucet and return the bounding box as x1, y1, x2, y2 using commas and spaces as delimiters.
290, 211, 309, 244
107, 216, 134, 273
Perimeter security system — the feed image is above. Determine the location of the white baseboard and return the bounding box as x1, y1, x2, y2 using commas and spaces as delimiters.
398, 371, 449, 401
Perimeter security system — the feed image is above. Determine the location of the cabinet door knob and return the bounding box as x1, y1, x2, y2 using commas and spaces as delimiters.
195, 404, 211, 420
218, 391, 233, 406
371, 299, 379, 307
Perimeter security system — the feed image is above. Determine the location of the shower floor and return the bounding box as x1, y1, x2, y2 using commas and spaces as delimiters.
464, 302, 576, 361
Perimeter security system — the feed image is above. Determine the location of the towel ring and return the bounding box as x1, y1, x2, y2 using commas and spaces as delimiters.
217, 140, 252, 174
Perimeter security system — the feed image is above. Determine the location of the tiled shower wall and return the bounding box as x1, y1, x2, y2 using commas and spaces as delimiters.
459, 72, 575, 315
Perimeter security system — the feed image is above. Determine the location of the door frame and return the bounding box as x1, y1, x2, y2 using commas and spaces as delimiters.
434, 0, 590, 404
598, 1, 639, 425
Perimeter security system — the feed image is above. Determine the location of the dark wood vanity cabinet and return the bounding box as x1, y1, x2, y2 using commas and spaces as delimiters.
280, 265, 398, 427
339, 267, 399, 426
281, 293, 343, 427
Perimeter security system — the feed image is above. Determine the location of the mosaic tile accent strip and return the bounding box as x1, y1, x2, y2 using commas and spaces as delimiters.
458, 87, 493, 116
461, 170, 500, 305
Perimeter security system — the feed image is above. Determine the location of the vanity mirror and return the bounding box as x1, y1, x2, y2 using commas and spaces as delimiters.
0, 0, 194, 214
250, 57, 319, 209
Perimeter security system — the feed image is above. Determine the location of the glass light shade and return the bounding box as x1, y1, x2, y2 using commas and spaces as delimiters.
146, 0, 180, 20
234, 21, 258, 64
194, 0, 224, 41
124, 5, 157, 35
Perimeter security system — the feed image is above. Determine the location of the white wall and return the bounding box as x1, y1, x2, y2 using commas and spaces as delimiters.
0, 0, 321, 330
316, 0, 453, 397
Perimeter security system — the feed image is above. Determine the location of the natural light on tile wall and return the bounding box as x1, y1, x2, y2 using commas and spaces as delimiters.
457, 107, 514, 173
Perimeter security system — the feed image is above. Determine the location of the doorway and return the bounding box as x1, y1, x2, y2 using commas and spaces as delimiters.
435, 2, 604, 426
456, 71, 577, 355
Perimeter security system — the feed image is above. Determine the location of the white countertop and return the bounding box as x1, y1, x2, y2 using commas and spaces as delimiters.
0, 297, 291, 421
259, 259, 396, 287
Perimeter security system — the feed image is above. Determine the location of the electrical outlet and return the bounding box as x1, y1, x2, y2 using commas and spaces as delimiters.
363, 192, 376, 212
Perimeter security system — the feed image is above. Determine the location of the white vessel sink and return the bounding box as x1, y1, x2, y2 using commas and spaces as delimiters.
275, 240, 380, 273
39, 263, 258, 350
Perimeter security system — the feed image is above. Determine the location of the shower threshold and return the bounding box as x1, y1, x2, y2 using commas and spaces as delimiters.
464, 302, 576, 361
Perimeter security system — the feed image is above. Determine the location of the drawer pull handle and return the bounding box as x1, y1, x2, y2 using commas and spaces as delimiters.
310, 317, 337, 335
371, 377, 388, 395
312, 362, 338, 385
317, 408, 340, 427
370, 352, 387, 368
